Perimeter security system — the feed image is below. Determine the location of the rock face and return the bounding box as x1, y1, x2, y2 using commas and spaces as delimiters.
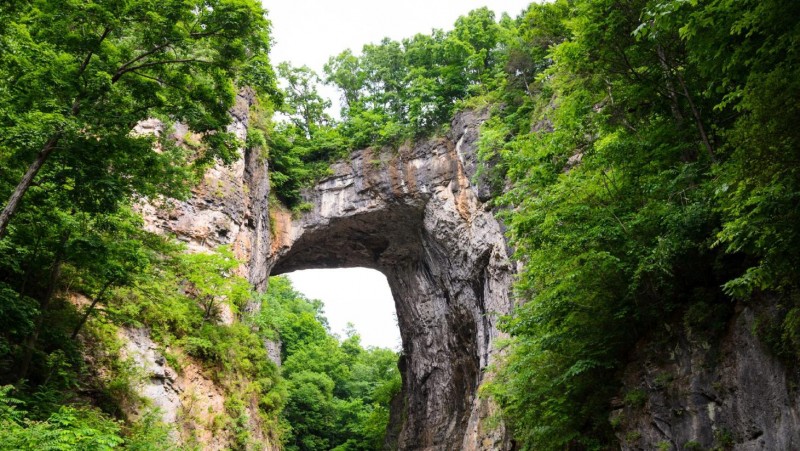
138, 88, 271, 312
121, 327, 266, 449
614, 303, 800, 450
268, 110, 514, 449
128, 89, 278, 449
121, 327, 182, 427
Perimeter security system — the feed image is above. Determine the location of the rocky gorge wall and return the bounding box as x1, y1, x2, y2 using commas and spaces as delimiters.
614, 302, 800, 450
123, 97, 799, 450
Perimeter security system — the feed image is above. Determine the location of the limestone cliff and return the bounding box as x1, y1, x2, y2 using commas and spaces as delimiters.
124, 89, 279, 449
137, 88, 271, 302
614, 302, 800, 450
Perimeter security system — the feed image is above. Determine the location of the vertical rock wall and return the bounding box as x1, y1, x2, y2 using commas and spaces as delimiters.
138, 88, 269, 291
614, 303, 800, 450
127, 89, 279, 449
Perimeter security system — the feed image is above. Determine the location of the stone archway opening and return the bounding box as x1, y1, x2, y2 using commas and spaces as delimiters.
284, 267, 400, 350
265, 112, 513, 450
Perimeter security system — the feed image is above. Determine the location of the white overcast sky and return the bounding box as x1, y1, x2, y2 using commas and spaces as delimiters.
265, 0, 532, 349
265, 0, 533, 73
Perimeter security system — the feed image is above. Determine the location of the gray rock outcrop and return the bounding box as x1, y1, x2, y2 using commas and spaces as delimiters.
120, 327, 181, 427
139, 88, 271, 307
614, 303, 800, 450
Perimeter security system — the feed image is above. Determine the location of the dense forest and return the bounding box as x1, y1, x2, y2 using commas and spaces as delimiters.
1, 0, 798, 449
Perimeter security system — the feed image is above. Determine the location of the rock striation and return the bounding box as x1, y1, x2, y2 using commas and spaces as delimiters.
135, 102, 514, 448
138, 88, 271, 309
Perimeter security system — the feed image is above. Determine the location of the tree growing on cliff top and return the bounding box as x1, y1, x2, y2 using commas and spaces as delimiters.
0, 0, 279, 238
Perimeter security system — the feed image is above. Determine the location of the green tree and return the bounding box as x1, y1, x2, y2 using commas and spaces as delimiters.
264, 63, 347, 207
476, 0, 800, 448
277, 63, 332, 139
262, 277, 400, 450
324, 50, 365, 115
180, 246, 251, 322
0, 0, 277, 238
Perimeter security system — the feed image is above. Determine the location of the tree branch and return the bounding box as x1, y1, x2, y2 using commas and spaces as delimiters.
71, 278, 117, 340
675, 71, 716, 162
77, 26, 113, 78
0, 135, 62, 239
113, 58, 212, 83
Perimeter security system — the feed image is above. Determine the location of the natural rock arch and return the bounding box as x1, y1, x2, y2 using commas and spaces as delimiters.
137, 95, 513, 448
265, 111, 514, 449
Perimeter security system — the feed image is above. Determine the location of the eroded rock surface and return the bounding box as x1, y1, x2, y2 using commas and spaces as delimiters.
126, 89, 278, 449
121, 327, 268, 449
269, 110, 513, 450
138, 88, 271, 309
121, 327, 182, 427
615, 303, 800, 450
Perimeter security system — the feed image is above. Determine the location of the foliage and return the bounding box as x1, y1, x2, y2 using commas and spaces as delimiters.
0, 0, 279, 237
474, 0, 800, 448
0, 1, 280, 443
248, 63, 347, 207
180, 246, 252, 322
0, 385, 177, 450
260, 277, 401, 451
323, 8, 504, 144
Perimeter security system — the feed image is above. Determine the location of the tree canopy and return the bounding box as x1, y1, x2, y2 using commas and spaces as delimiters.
0, 0, 278, 237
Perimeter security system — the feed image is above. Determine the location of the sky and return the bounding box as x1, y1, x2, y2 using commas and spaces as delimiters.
265, 0, 533, 74
266, 0, 533, 349
286, 268, 400, 349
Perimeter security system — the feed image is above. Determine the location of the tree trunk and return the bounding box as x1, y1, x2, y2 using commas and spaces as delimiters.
0, 29, 111, 240
71, 279, 116, 340
17, 231, 69, 383
203, 297, 215, 322
676, 72, 716, 162
0, 135, 61, 239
